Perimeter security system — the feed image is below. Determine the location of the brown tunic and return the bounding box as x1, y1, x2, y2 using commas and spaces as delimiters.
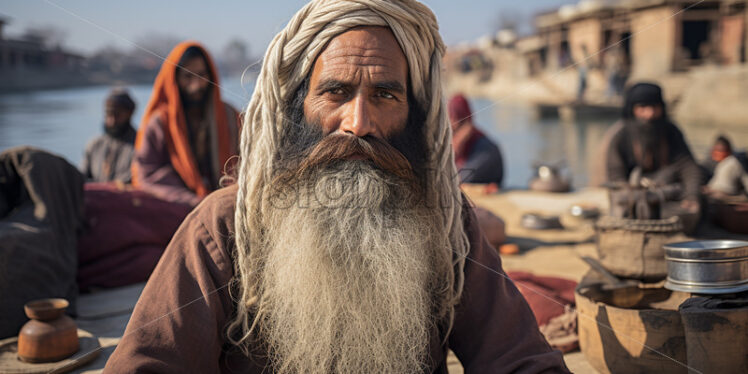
104, 185, 569, 373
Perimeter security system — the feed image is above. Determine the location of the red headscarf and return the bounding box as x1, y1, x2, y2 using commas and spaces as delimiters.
448, 94, 484, 168
448, 94, 472, 128
132, 41, 232, 198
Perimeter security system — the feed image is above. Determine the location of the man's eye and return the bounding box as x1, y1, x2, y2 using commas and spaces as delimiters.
378, 91, 395, 99
327, 88, 346, 95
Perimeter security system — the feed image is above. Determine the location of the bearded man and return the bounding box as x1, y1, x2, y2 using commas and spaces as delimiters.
81, 88, 137, 183
604, 83, 702, 216
105, 1, 569, 373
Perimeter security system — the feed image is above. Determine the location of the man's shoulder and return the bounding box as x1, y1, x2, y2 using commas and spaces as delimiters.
142, 107, 168, 132
190, 184, 238, 234
719, 155, 743, 170
607, 120, 627, 141
459, 194, 481, 242
185, 185, 237, 245
85, 135, 116, 157
474, 134, 500, 153
86, 134, 108, 148
174, 184, 238, 275
663, 120, 686, 138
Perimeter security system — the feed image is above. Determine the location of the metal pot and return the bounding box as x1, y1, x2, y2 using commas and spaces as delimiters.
663, 240, 748, 294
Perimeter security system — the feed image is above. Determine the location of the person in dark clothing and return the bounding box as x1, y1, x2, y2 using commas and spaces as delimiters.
448, 94, 504, 186
81, 89, 137, 183
605, 82, 702, 224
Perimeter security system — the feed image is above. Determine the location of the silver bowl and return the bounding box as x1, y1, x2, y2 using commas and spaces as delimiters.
663, 240, 748, 294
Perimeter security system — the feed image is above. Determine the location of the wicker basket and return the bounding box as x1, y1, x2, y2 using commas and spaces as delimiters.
595, 215, 687, 280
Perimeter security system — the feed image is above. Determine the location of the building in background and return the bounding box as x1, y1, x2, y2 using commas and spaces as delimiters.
528, 0, 746, 79
0, 16, 91, 92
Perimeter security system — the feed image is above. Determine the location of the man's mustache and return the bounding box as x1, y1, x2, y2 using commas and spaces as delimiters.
295, 133, 417, 184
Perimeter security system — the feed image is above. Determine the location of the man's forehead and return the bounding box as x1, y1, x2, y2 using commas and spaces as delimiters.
312, 26, 408, 82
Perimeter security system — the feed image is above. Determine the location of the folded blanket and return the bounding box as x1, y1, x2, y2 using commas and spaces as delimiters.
77, 182, 191, 291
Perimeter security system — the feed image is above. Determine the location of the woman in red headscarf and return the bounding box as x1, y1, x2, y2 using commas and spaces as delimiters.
132, 41, 240, 206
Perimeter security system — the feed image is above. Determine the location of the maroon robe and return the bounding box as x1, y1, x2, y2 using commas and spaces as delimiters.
104, 185, 569, 373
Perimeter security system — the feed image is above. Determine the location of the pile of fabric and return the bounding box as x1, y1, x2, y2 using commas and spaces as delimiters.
77, 183, 192, 291
0, 147, 84, 338
508, 271, 579, 352
0, 147, 194, 338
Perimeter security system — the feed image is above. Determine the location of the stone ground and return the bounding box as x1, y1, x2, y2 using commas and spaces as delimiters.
68, 188, 613, 373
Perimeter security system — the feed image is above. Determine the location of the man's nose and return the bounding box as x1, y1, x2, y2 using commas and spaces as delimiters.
338, 95, 376, 137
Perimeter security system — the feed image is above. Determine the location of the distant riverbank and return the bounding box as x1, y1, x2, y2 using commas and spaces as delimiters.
0, 76, 253, 167
445, 60, 748, 171
2, 70, 745, 190
0, 79, 610, 190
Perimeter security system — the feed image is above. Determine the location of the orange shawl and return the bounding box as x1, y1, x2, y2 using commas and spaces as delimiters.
133, 41, 232, 198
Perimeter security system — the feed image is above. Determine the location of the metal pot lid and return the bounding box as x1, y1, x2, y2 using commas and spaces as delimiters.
664, 240, 748, 261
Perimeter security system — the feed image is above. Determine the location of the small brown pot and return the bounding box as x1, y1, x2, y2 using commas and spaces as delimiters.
17, 298, 79, 363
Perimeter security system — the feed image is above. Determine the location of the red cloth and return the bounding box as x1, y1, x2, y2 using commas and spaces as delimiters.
448, 94, 485, 168
77, 182, 192, 290
448, 94, 472, 126
507, 271, 577, 327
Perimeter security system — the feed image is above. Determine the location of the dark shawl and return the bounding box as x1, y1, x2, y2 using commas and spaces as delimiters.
0, 147, 85, 338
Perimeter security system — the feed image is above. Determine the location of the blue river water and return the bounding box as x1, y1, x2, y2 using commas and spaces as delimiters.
0, 78, 649, 189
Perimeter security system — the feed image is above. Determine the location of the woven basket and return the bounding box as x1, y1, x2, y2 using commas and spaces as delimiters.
595, 215, 686, 280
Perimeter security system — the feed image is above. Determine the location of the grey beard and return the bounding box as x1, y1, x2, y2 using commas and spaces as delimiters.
256, 161, 447, 374
629, 119, 662, 149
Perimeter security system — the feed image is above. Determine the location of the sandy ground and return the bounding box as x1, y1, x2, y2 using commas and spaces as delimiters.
67, 188, 613, 373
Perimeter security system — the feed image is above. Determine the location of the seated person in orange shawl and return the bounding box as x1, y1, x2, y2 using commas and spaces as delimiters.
132, 41, 240, 206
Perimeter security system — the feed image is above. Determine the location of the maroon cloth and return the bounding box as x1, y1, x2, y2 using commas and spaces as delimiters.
448, 94, 473, 125
104, 185, 570, 373
448, 94, 486, 168
507, 271, 577, 327
77, 182, 192, 291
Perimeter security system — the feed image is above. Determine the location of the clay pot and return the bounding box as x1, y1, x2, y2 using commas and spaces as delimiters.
17, 298, 79, 363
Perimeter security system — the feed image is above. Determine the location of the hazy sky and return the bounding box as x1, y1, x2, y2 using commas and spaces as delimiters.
2, 0, 574, 56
